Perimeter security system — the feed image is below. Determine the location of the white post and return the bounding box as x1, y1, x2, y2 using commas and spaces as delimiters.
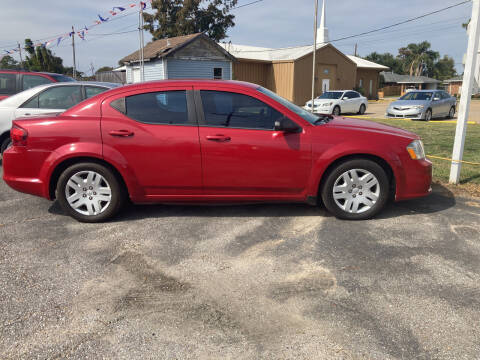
449, 0, 480, 184
311, 0, 319, 114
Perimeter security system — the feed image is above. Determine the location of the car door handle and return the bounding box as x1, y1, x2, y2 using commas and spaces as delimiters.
109, 130, 134, 137
205, 135, 231, 142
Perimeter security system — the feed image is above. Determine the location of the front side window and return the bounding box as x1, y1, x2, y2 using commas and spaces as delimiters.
38, 86, 82, 109
346, 91, 359, 99
124, 90, 188, 125
23, 75, 53, 90
317, 91, 343, 100
200, 90, 283, 130
0, 73, 16, 94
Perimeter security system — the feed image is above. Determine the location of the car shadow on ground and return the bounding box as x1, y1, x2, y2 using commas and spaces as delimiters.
48, 183, 456, 222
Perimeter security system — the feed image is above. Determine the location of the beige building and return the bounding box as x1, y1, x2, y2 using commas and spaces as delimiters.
222, 0, 387, 104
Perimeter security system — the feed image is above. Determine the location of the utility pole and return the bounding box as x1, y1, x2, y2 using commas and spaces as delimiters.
138, 3, 145, 82
354, 43, 358, 57
71, 26, 77, 79
311, 0, 319, 114
449, 0, 480, 184
17, 42, 23, 68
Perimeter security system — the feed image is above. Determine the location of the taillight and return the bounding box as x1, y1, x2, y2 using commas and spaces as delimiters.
11, 125, 28, 146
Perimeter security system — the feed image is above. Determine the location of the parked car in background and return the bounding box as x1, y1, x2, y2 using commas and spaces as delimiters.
304, 90, 368, 116
386, 90, 456, 121
0, 81, 121, 154
0, 69, 75, 100
2, 80, 432, 222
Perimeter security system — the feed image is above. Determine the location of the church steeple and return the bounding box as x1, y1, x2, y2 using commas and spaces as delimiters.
317, 0, 329, 45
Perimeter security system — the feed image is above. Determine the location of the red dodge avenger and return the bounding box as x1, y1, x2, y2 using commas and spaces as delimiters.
2, 80, 432, 222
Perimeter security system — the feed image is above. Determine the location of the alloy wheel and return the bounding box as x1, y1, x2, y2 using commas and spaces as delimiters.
65, 171, 112, 216
449, 107, 455, 118
332, 169, 380, 214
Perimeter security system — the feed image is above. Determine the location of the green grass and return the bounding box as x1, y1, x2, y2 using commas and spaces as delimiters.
367, 119, 480, 185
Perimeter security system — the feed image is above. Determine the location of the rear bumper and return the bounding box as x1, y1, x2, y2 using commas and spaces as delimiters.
2, 147, 49, 198
395, 158, 433, 201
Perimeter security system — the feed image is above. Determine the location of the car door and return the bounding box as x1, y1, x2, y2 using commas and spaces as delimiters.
15, 85, 83, 118
195, 87, 312, 198
341, 92, 354, 113
430, 91, 443, 117
101, 86, 203, 197
349, 91, 363, 112
441, 91, 453, 115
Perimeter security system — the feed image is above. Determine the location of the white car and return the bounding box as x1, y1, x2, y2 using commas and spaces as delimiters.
304, 90, 368, 116
0, 81, 120, 154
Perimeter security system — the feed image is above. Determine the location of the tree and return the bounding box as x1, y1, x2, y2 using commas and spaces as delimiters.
144, 0, 238, 42
96, 66, 114, 73
398, 41, 439, 77
24, 39, 66, 73
0, 55, 20, 69
433, 55, 456, 81
364, 52, 403, 74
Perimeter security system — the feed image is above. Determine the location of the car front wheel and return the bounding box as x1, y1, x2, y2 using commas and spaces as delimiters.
321, 159, 389, 220
424, 109, 432, 122
56, 162, 126, 223
332, 106, 341, 116
447, 106, 455, 119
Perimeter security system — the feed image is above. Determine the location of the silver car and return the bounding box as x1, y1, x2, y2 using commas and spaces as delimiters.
386, 90, 456, 121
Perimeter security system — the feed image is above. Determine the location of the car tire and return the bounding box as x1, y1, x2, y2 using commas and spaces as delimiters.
321, 159, 390, 220
358, 104, 366, 115
56, 162, 126, 223
332, 106, 341, 116
424, 109, 432, 122
447, 106, 455, 119
1, 137, 11, 155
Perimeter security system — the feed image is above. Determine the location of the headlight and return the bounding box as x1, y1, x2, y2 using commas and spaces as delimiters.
411, 105, 424, 109
406, 140, 426, 160
322, 102, 332, 107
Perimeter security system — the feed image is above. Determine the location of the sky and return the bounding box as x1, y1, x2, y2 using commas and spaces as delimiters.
0, 0, 472, 75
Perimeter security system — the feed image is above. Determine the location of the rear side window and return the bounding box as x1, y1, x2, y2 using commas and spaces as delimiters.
23, 75, 53, 90
85, 86, 108, 99
0, 73, 16, 95
200, 90, 283, 130
124, 91, 189, 125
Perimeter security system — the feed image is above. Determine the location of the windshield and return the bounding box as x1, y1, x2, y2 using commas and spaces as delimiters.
257, 87, 319, 125
400, 92, 433, 101
317, 92, 343, 100
49, 74, 76, 82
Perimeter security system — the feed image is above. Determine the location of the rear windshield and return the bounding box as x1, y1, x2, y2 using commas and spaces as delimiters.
400, 92, 433, 101
49, 74, 76, 82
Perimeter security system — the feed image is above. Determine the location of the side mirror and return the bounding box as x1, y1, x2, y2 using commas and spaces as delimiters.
274, 117, 302, 133
433, 97, 440, 101
343, 96, 349, 100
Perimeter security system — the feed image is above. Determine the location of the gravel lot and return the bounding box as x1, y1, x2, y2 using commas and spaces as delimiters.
1, 165, 479, 359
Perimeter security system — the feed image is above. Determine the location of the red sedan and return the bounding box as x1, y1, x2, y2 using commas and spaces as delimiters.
2, 80, 432, 222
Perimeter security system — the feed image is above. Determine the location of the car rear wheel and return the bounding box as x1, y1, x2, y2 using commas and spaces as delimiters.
321, 159, 389, 220
332, 106, 341, 116
1, 137, 11, 156
447, 106, 455, 119
56, 162, 125, 223
358, 104, 366, 115
424, 109, 432, 122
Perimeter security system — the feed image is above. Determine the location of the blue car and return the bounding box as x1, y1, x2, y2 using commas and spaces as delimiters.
386, 90, 457, 121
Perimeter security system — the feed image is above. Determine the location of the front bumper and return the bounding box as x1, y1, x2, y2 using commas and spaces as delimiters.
395, 158, 433, 201
386, 107, 425, 120
303, 106, 332, 114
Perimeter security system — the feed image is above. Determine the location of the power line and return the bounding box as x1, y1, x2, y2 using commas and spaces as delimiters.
233, 0, 472, 53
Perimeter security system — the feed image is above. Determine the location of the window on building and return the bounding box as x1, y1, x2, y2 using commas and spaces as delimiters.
123, 90, 189, 125
200, 90, 283, 130
359, 79, 363, 88
213, 68, 223, 80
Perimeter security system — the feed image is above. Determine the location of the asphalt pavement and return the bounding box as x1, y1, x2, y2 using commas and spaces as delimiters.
0, 166, 479, 359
